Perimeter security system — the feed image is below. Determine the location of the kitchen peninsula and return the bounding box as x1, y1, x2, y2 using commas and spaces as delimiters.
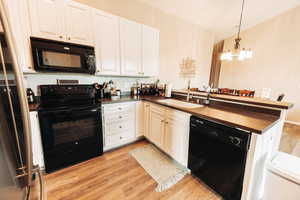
28, 87, 292, 200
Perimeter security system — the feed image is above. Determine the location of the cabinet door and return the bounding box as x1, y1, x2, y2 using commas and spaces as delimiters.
120, 18, 142, 76
135, 101, 144, 137
65, 0, 93, 45
3, 0, 33, 72
142, 25, 159, 77
28, 0, 65, 41
94, 10, 120, 75
164, 111, 190, 166
149, 106, 165, 148
29, 112, 45, 168
143, 103, 150, 139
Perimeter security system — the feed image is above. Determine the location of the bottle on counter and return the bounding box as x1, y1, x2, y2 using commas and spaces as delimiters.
26, 88, 35, 104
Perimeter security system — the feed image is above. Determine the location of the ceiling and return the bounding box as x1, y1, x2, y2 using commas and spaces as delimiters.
137, 0, 300, 40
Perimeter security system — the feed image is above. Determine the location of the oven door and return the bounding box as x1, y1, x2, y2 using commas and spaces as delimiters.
38, 105, 103, 173
31, 38, 96, 74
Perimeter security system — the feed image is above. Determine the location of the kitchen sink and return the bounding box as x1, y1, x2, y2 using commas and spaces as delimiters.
157, 99, 203, 109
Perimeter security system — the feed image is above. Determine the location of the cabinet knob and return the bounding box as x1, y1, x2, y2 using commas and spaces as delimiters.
119, 116, 122, 119
59, 35, 63, 39
67, 37, 71, 40
119, 126, 122, 129
118, 107, 122, 110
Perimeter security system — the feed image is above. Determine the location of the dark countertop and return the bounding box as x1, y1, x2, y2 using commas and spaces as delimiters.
173, 89, 294, 110
99, 95, 141, 104
29, 95, 280, 134
141, 96, 279, 134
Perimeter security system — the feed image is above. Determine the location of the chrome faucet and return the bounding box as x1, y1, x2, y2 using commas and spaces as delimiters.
203, 85, 211, 105
186, 80, 191, 101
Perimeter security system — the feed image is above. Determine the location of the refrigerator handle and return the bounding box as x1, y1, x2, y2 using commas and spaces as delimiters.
33, 165, 46, 200
0, 0, 33, 187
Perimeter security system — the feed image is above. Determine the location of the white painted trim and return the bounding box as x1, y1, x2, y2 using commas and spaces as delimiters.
285, 120, 300, 126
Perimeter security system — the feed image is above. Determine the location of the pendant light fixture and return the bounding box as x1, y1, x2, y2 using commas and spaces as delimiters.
221, 0, 253, 61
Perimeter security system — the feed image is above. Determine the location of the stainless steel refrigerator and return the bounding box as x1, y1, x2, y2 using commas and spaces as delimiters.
0, 0, 45, 199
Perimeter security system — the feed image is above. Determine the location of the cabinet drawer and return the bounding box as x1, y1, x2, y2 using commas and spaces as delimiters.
103, 103, 133, 114
105, 121, 132, 135
105, 133, 122, 145
105, 131, 135, 146
104, 112, 132, 124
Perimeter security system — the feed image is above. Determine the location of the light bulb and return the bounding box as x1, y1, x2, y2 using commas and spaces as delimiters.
246, 49, 253, 58
227, 52, 233, 61
221, 53, 226, 60
238, 49, 246, 60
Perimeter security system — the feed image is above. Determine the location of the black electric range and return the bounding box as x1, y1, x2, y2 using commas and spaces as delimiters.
38, 85, 103, 173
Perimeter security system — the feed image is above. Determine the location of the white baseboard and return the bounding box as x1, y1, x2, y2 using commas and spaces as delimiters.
285, 120, 300, 126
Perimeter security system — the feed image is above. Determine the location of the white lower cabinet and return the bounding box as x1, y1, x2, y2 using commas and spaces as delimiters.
135, 101, 144, 137
146, 102, 191, 166
143, 102, 151, 139
29, 112, 45, 169
102, 100, 191, 166
149, 104, 165, 149
102, 102, 137, 151
164, 110, 190, 166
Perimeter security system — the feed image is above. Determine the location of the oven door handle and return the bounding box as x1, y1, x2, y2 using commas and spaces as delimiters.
69, 107, 101, 118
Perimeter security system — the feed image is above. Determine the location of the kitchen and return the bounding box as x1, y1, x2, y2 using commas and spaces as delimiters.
0, 0, 299, 200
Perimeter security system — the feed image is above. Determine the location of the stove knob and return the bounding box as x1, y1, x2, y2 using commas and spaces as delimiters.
230, 137, 241, 146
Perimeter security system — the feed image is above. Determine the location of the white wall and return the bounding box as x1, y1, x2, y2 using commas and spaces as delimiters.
219, 5, 300, 123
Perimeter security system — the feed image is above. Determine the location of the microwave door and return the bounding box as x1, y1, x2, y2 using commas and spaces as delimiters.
39, 50, 84, 71
31, 38, 96, 74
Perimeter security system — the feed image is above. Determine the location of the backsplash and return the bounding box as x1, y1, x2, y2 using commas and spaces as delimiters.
24, 73, 155, 95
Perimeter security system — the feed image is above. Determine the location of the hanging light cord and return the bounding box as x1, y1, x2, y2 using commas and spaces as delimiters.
237, 0, 246, 39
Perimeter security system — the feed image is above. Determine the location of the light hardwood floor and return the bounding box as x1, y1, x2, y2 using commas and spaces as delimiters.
30, 140, 221, 200
280, 122, 300, 157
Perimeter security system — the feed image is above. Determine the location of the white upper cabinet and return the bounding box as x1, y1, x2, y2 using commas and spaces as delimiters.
28, 0, 64, 41
142, 25, 159, 77
64, 0, 93, 46
26, 1, 160, 75
94, 10, 120, 75
28, 0, 93, 45
4, 0, 33, 72
120, 18, 142, 76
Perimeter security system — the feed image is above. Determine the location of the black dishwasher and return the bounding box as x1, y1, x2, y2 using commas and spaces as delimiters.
188, 116, 251, 200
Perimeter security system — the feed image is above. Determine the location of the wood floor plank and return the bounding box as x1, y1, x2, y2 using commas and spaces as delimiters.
30, 140, 221, 200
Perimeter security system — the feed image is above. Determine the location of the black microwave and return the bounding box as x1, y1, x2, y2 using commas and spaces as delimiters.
31, 37, 96, 74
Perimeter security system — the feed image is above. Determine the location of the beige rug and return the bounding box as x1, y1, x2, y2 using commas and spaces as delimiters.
129, 144, 189, 192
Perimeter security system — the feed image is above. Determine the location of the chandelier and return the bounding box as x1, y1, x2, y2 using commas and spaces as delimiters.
221, 0, 253, 61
